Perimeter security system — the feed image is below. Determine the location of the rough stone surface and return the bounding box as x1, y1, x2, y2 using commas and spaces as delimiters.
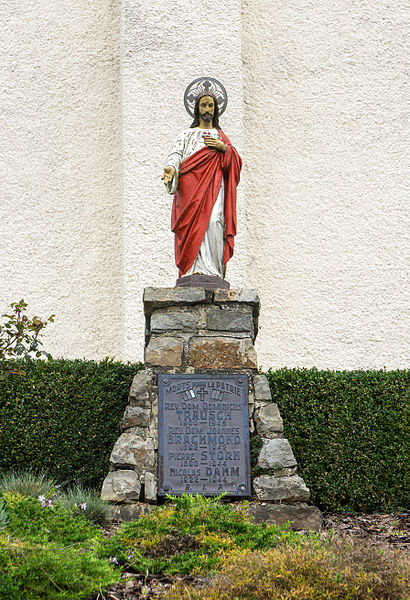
101, 470, 141, 502
151, 309, 199, 332
145, 337, 183, 367
144, 287, 208, 313
246, 503, 322, 531
253, 475, 310, 502
144, 472, 158, 503
188, 337, 257, 369
128, 370, 152, 408
206, 307, 253, 334
111, 503, 155, 522
257, 438, 297, 470
253, 374, 272, 400
214, 289, 260, 306
110, 432, 155, 470
254, 402, 284, 437
122, 406, 151, 429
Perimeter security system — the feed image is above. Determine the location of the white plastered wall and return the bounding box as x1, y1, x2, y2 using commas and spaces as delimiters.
122, 0, 246, 361
0, 0, 123, 359
242, 0, 409, 369
0, 1, 408, 369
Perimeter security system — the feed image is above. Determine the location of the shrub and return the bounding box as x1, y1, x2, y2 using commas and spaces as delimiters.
0, 492, 117, 600
0, 358, 142, 488
1, 540, 117, 600
98, 494, 311, 575
3, 493, 101, 546
0, 299, 54, 363
165, 539, 409, 600
265, 368, 409, 511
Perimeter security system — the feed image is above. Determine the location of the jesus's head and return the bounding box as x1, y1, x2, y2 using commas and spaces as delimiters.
190, 92, 221, 129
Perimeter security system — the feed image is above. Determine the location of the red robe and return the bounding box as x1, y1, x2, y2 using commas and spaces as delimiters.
171, 131, 242, 277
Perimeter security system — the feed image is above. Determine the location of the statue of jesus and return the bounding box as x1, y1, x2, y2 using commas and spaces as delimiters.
162, 92, 242, 285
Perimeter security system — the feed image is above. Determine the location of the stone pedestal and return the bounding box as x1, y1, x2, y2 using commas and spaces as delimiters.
101, 287, 321, 531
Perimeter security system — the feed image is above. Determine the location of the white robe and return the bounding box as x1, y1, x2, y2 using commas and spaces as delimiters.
165, 127, 225, 278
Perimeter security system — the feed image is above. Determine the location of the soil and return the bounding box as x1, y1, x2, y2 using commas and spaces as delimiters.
94, 512, 409, 600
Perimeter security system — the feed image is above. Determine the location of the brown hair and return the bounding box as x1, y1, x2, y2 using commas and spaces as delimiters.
190, 92, 221, 129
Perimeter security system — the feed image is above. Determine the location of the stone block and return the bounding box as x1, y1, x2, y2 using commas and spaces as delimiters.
206, 306, 253, 334
144, 472, 158, 503
145, 337, 183, 367
110, 431, 155, 471
151, 309, 199, 333
122, 406, 151, 429
245, 503, 321, 531
144, 287, 208, 314
253, 374, 272, 401
101, 470, 141, 502
188, 337, 257, 369
253, 475, 310, 502
213, 288, 260, 306
254, 403, 283, 437
110, 503, 155, 522
129, 370, 152, 408
257, 438, 297, 470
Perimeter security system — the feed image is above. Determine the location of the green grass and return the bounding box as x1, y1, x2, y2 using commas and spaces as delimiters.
97, 494, 317, 576
0, 474, 407, 600
0, 470, 57, 498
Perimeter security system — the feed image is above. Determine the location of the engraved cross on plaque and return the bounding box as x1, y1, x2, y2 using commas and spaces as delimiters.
197, 386, 208, 402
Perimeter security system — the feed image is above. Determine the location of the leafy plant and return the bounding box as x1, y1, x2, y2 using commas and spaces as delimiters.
3, 493, 101, 546
1, 540, 117, 600
98, 494, 310, 576
0, 299, 54, 363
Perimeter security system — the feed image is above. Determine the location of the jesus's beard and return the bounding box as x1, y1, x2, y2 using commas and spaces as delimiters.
201, 112, 213, 122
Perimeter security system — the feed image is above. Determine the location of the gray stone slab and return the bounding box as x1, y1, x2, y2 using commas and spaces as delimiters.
144, 287, 208, 313
206, 306, 253, 333
110, 503, 155, 522
253, 374, 272, 401
257, 438, 297, 470
245, 503, 321, 531
101, 470, 141, 502
129, 370, 152, 408
145, 336, 183, 367
254, 402, 283, 437
213, 289, 260, 306
151, 309, 199, 333
110, 432, 155, 471
122, 406, 151, 429
253, 475, 310, 502
144, 472, 158, 503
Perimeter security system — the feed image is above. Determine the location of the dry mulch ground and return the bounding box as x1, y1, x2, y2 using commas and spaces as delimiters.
95, 512, 409, 600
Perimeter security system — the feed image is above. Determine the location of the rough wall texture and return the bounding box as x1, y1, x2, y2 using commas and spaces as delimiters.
242, 0, 409, 369
0, 0, 123, 359
122, 0, 246, 363
1, 1, 408, 369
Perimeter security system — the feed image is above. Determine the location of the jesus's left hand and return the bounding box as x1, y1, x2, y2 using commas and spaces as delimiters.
204, 137, 227, 152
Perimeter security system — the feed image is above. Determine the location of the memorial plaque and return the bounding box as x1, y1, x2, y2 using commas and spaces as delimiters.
158, 374, 250, 496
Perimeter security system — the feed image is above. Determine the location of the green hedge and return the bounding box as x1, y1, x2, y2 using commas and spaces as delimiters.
0, 359, 142, 488
0, 361, 407, 511
265, 368, 409, 512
